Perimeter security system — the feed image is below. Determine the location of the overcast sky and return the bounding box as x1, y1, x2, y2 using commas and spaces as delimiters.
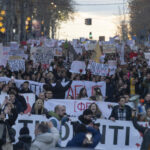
57, 0, 128, 40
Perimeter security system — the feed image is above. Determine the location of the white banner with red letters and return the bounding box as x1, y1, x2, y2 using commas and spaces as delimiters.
12, 115, 147, 150
45, 100, 116, 119
65, 81, 106, 99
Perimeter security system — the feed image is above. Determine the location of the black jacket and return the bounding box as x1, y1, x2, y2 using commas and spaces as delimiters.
133, 117, 150, 150
109, 105, 132, 120
16, 94, 27, 112
14, 134, 32, 150
0, 108, 18, 149
49, 80, 72, 99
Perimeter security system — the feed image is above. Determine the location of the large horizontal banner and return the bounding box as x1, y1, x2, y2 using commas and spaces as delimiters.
44, 100, 132, 119
65, 81, 106, 99
0, 77, 44, 96
12, 115, 147, 150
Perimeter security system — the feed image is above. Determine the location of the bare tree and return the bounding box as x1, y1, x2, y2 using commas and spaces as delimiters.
129, 0, 150, 40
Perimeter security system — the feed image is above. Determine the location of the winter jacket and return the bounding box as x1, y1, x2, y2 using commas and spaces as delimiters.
67, 126, 101, 148
16, 94, 27, 112
30, 127, 59, 150
109, 105, 132, 121
49, 80, 72, 99
0, 108, 18, 149
14, 134, 32, 150
133, 117, 150, 150
13, 98, 25, 114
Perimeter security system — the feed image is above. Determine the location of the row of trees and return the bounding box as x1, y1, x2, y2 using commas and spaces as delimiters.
129, 0, 150, 41
0, 0, 75, 43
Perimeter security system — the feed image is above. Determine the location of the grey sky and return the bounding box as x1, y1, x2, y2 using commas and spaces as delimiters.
74, 0, 128, 16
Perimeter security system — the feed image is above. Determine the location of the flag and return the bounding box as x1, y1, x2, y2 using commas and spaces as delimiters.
91, 41, 102, 63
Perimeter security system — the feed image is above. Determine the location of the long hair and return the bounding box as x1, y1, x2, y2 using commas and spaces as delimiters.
34, 99, 44, 114
78, 88, 88, 99
88, 102, 102, 117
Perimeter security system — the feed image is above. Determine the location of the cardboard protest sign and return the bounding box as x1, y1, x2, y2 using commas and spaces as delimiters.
8, 59, 25, 72
10, 42, 19, 51
33, 47, 54, 64
103, 44, 116, 53
54, 47, 63, 56
70, 61, 86, 74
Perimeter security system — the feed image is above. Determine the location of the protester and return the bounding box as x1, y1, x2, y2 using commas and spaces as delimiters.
88, 103, 102, 119
132, 113, 150, 150
14, 126, 32, 150
31, 99, 48, 115
30, 121, 59, 150
67, 109, 101, 148
0, 102, 18, 150
109, 96, 132, 121
78, 88, 88, 100
20, 81, 33, 93
47, 105, 69, 131
90, 87, 103, 101
8, 92, 25, 114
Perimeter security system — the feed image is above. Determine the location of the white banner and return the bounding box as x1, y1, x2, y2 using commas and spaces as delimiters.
12, 115, 147, 150
45, 100, 116, 119
0, 77, 44, 95
65, 81, 106, 99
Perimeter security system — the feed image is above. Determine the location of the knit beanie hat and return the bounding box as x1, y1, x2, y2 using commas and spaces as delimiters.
83, 109, 93, 116
19, 126, 30, 135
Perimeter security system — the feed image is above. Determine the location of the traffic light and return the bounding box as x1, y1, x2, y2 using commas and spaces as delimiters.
85, 18, 92, 25
25, 17, 32, 33
0, 10, 6, 34
41, 20, 44, 36
89, 32, 92, 39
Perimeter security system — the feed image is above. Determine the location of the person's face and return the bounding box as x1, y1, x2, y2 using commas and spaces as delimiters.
58, 106, 66, 117
145, 94, 150, 102
39, 93, 45, 100
3, 85, 9, 92
37, 100, 43, 108
90, 104, 97, 113
23, 83, 29, 90
147, 74, 150, 80
147, 109, 150, 117
119, 98, 126, 107
9, 94, 16, 102
124, 95, 129, 103
46, 91, 53, 99
82, 89, 87, 95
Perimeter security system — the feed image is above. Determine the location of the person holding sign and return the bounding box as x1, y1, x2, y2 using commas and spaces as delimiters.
132, 111, 150, 150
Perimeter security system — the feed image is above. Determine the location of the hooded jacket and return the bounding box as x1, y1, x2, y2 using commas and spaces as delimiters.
14, 134, 32, 150
30, 127, 59, 150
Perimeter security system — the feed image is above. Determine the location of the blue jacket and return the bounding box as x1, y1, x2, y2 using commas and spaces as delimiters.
67, 126, 101, 148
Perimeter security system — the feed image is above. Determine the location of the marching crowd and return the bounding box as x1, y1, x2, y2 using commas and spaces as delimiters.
0, 39, 150, 150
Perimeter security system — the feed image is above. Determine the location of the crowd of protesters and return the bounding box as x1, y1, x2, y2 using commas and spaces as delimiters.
0, 39, 150, 150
